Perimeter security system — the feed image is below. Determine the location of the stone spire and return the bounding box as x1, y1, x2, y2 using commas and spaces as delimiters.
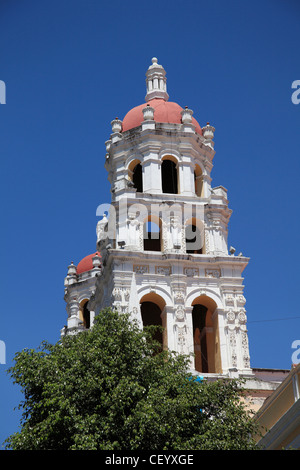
145, 57, 169, 102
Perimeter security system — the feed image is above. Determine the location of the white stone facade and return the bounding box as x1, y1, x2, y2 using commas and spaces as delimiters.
63, 58, 255, 380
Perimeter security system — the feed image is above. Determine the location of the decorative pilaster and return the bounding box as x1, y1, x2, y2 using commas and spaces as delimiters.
126, 212, 142, 250
177, 158, 195, 196
128, 272, 143, 328
141, 154, 162, 194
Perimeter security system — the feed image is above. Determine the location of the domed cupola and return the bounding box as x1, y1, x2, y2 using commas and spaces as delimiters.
121, 58, 202, 135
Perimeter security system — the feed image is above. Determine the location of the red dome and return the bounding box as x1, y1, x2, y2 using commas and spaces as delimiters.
122, 98, 202, 135
76, 252, 101, 274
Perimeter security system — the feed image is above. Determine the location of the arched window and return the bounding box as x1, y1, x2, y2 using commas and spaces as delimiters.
191, 296, 220, 374
128, 160, 143, 192
141, 301, 163, 350
80, 300, 91, 329
140, 293, 166, 351
83, 302, 90, 329
192, 304, 208, 372
132, 163, 143, 192
143, 218, 162, 252
162, 159, 178, 194
185, 224, 203, 254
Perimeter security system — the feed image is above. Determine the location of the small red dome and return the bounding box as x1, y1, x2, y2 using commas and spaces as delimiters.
76, 252, 101, 274
122, 98, 202, 135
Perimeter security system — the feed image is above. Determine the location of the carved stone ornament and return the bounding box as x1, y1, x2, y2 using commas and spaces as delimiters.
177, 324, 187, 353
124, 290, 130, 302
112, 288, 122, 302
134, 265, 149, 274
155, 266, 171, 275
226, 310, 235, 323
242, 332, 249, 351
237, 309, 247, 324
225, 294, 234, 306
175, 305, 185, 322
173, 289, 185, 304
243, 355, 250, 369
237, 295, 246, 306
205, 269, 221, 278
184, 267, 199, 277
232, 353, 237, 368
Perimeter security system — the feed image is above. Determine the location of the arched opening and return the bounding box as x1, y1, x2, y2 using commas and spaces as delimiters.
191, 295, 220, 374
79, 299, 91, 329
141, 302, 163, 349
194, 164, 203, 197
132, 163, 143, 192
192, 304, 208, 372
83, 303, 90, 329
143, 217, 162, 252
162, 159, 178, 194
185, 223, 203, 254
128, 159, 143, 192
140, 293, 166, 351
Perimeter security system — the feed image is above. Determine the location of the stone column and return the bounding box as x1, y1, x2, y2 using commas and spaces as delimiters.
195, 174, 203, 197
184, 306, 194, 368
161, 305, 174, 351
177, 158, 195, 196
141, 154, 161, 194
216, 308, 231, 374
201, 173, 212, 198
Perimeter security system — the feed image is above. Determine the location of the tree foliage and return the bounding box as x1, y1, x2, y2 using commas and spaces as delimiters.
5, 308, 259, 450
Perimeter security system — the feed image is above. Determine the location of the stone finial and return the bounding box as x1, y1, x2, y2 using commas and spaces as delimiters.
92, 254, 101, 269
111, 117, 123, 133
66, 262, 77, 285
142, 104, 155, 120
202, 122, 215, 148
181, 106, 193, 124
202, 122, 215, 140
67, 262, 77, 276
145, 57, 169, 102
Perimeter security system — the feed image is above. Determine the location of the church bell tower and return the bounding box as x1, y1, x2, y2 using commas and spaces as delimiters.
63, 58, 253, 379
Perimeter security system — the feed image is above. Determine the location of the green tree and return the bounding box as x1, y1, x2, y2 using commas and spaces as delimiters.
5, 308, 259, 450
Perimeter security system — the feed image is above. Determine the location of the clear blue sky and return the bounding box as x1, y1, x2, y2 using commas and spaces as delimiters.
1, 0, 300, 447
